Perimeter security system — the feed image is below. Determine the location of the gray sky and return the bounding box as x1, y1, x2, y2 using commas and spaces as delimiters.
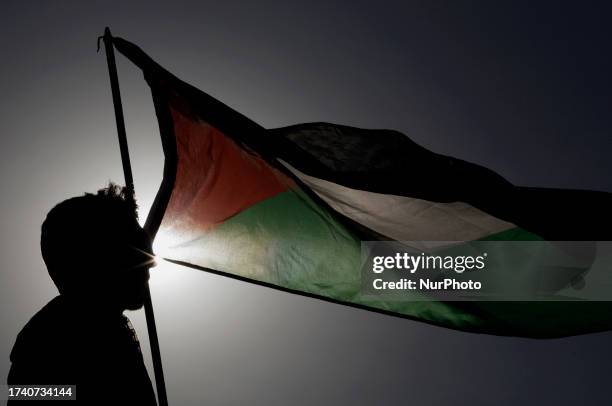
2, 1, 612, 405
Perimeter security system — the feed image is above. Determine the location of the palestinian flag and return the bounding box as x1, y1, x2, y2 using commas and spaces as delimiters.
112, 36, 612, 338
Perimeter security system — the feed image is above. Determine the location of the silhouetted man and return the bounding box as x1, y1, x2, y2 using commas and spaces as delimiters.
8, 184, 157, 405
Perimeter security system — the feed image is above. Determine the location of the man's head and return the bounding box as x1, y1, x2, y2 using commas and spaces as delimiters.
41, 184, 155, 311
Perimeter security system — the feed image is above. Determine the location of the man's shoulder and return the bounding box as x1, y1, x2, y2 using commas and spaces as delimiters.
8, 298, 157, 403
10, 296, 77, 362
8, 296, 83, 385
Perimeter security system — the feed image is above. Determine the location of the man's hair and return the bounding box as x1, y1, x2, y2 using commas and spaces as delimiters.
41, 183, 139, 293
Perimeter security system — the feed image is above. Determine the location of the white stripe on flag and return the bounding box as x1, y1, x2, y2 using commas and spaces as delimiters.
280, 160, 515, 248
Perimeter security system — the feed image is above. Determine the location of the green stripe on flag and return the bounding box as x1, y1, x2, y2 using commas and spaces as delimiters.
163, 187, 612, 337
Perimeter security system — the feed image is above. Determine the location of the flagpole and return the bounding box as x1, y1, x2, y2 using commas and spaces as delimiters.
102, 27, 169, 406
